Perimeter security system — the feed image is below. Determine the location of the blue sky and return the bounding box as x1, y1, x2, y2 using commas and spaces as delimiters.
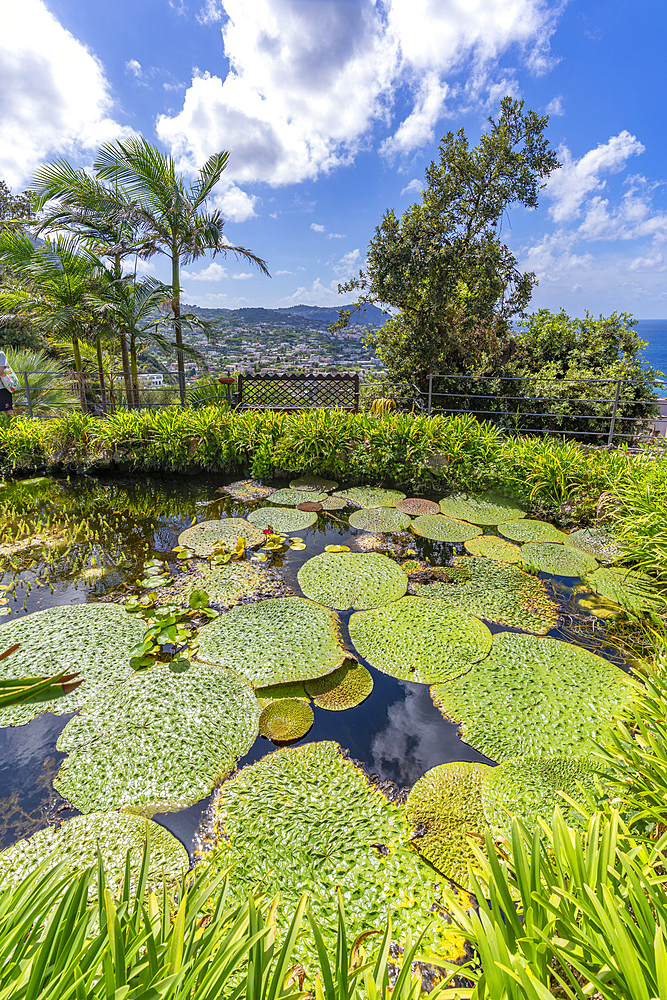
1, 0, 666, 317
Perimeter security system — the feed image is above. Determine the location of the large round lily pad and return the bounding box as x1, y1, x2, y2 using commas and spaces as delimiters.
439, 492, 526, 526
349, 507, 412, 532
0, 812, 188, 898
482, 756, 596, 837
178, 518, 265, 555
247, 507, 317, 531
464, 535, 521, 563
55, 662, 260, 814
196, 597, 348, 687
499, 519, 567, 544
221, 480, 276, 501
406, 762, 492, 889
320, 496, 349, 510
267, 488, 328, 506
0, 604, 145, 727
305, 660, 373, 711
259, 699, 314, 741
586, 566, 664, 612
290, 475, 338, 491
412, 514, 482, 543
349, 595, 493, 684
332, 487, 406, 508
411, 556, 559, 634
565, 527, 623, 563
298, 552, 407, 609
431, 633, 636, 761
521, 543, 598, 578
396, 498, 441, 515
187, 562, 277, 607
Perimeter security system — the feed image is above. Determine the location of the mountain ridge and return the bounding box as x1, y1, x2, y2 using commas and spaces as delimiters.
182, 302, 386, 328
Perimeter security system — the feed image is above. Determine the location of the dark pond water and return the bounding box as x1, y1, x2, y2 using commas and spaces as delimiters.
0, 473, 627, 857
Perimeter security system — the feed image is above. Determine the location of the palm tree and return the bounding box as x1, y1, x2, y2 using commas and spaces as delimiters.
93, 137, 269, 399
2, 347, 77, 416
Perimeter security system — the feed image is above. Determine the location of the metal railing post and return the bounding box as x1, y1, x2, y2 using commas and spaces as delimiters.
353, 372, 359, 413
22, 372, 33, 418
607, 379, 622, 449
427, 374, 433, 417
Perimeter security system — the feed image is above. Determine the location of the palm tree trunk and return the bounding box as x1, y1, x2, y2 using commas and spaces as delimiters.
95, 337, 108, 415
130, 334, 140, 410
114, 254, 135, 408
71, 333, 88, 411
172, 252, 185, 405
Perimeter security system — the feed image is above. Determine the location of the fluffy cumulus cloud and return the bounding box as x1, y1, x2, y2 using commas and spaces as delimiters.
0, 0, 127, 188
181, 262, 229, 281
157, 0, 561, 186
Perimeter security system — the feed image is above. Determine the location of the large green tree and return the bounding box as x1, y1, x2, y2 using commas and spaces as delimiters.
338, 98, 560, 386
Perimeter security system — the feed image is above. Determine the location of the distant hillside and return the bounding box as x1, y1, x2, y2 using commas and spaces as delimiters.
182, 302, 387, 328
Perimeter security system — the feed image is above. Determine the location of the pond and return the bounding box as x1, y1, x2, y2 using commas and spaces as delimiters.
0, 472, 634, 864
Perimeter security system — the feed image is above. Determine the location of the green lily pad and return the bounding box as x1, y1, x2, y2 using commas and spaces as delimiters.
565, 527, 624, 563
196, 597, 348, 687
521, 543, 598, 578
305, 659, 373, 711
586, 566, 664, 612
221, 480, 276, 501
431, 632, 636, 761
464, 535, 522, 563
406, 762, 492, 889
0, 604, 145, 727
349, 595, 492, 684
255, 679, 309, 703
267, 488, 329, 505
0, 812, 188, 898
55, 662, 260, 814
439, 492, 526, 526
297, 552, 407, 609
349, 508, 412, 533
319, 496, 349, 510
247, 507, 318, 531
198, 742, 467, 963
259, 699, 314, 741
332, 487, 406, 508
499, 519, 567, 544
289, 475, 338, 491
178, 518, 265, 555
482, 756, 596, 837
189, 562, 276, 607
412, 515, 482, 543
411, 557, 559, 634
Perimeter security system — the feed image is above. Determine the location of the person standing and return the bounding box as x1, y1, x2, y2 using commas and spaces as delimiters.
0, 351, 15, 417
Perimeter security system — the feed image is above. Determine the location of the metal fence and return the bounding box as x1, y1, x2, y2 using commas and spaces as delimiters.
236, 372, 359, 411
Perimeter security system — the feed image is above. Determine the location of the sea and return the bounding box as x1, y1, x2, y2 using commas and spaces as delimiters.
637, 320, 667, 392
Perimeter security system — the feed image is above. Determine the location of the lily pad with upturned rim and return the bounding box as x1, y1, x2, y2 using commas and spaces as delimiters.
289, 475, 338, 491
349, 508, 412, 533
247, 507, 318, 531
464, 535, 522, 563
349, 595, 493, 684
396, 498, 441, 515
521, 543, 598, 578
332, 487, 406, 508
297, 551, 408, 609
305, 660, 373, 711
266, 488, 329, 506
411, 514, 482, 543
438, 492, 526, 526
499, 519, 568, 544
178, 518, 265, 555
259, 699, 314, 741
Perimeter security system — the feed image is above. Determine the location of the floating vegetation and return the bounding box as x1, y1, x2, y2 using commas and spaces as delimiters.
431, 633, 636, 761
499, 519, 567, 544
411, 557, 559, 634
411, 514, 482, 543
266, 488, 329, 506
406, 762, 492, 889
319, 496, 349, 510
196, 596, 348, 686
0, 604, 144, 726
199, 742, 465, 962
220, 480, 276, 501
305, 659, 373, 711
464, 535, 521, 563
247, 507, 318, 531
289, 475, 338, 491
55, 662, 260, 814
0, 812, 188, 897
396, 498, 441, 515
521, 543, 599, 578
439, 492, 526, 526
178, 518, 264, 555
259, 698, 314, 742
565, 526, 624, 562
255, 679, 309, 703
348, 507, 412, 533
481, 756, 596, 837
324, 544, 350, 553
586, 565, 664, 612
353, 531, 418, 557
187, 562, 280, 608
332, 487, 406, 508
349, 595, 492, 684
296, 500, 323, 512
298, 552, 407, 609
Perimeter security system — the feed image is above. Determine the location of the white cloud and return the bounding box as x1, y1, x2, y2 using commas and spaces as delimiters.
157, 0, 562, 185
523, 231, 594, 280
276, 269, 295, 276
332, 248, 360, 278
546, 131, 645, 224
310, 223, 326, 232
0, 0, 128, 188
326, 233, 345, 239
400, 178, 424, 197
545, 95, 564, 115
125, 59, 142, 79
280, 277, 347, 307
232, 271, 253, 280
181, 262, 228, 281
628, 249, 666, 273
210, 182, 258, 222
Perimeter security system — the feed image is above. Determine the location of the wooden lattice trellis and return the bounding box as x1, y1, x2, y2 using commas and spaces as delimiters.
236, 373, 360, 412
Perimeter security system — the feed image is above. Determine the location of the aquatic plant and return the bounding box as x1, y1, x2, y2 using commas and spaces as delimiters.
464, 534, 521, 562
586, 564, 665, 612
196, 596, 348, 686
259, 698, 314, 741
265, 487, 329, 505
319, 496, 348, 510
332, 487, 406, 508
289, 474, 338, 490
220, 479, 276, 500
348, 507, 412, 532
411, 556, 559, 633
349, 595, 493, 683
297, 551, 407, 609
187, 562, 278, 607
564, 525, 623, 562
411, 513, 482, 542
432, 632, 636, 761
247, 506, 318, 531
498, 518, 567, 544
395, 497, 441, 515
439, 491, 526, 525
178, 518, 265, 555
305, 659, 374, 710
521, 541, 598, 577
